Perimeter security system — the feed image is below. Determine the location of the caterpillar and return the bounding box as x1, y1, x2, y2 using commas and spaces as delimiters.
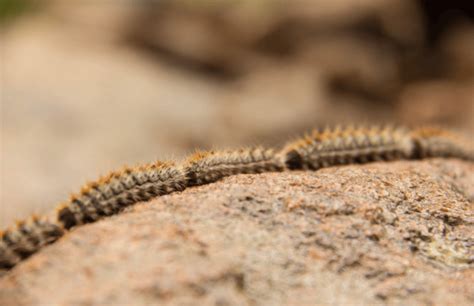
281, 126, 414, 170
1, 125, 472, 273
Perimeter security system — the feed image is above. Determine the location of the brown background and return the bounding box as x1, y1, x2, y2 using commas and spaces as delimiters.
1, 0, 473, 227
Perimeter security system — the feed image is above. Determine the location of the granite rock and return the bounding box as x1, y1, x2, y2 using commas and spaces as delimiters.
1, 159, 473, 306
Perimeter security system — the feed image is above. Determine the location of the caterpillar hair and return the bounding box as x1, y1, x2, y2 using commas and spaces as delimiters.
184, 147, 284, 186
57, 161, 187, 229
0, 216, 63, 270
280, 126, 413, 170
1, 125, 472, 273
410, 126, 474, 161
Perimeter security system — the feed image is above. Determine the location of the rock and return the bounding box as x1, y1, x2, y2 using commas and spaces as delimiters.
0, 159, 473, 306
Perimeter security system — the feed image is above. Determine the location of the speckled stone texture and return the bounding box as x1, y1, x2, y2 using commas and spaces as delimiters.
1, 159, 473, 306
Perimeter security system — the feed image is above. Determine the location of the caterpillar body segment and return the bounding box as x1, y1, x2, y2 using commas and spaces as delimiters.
0, 240, 21, 271
0, 216, 63, 270
57, 161, 187, 229
184, 147, 284, 186
281, 126, 414, 170
410, 126, 474, 161
1, 125, 472, 273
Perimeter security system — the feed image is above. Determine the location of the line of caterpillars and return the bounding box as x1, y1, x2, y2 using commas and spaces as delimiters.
1, 125, 473, 273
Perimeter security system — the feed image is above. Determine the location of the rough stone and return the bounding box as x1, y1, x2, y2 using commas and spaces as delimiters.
0, 159, 473, 306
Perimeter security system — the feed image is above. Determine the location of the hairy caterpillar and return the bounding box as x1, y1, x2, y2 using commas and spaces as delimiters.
184, 148, 284, 186
0, 216, 63, 270
280, 126, 414, 170
1, 125, 472, 273
410, 126, 474, 160
57, 161, 187, 230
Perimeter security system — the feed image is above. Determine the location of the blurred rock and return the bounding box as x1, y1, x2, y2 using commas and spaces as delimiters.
397, 80, 474, 131
125, 0, 424, 91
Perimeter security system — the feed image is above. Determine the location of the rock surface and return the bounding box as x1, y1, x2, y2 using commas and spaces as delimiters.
0, 159, 473, 306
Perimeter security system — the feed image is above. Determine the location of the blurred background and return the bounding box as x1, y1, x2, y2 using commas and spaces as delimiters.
1, 0, 473, 227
